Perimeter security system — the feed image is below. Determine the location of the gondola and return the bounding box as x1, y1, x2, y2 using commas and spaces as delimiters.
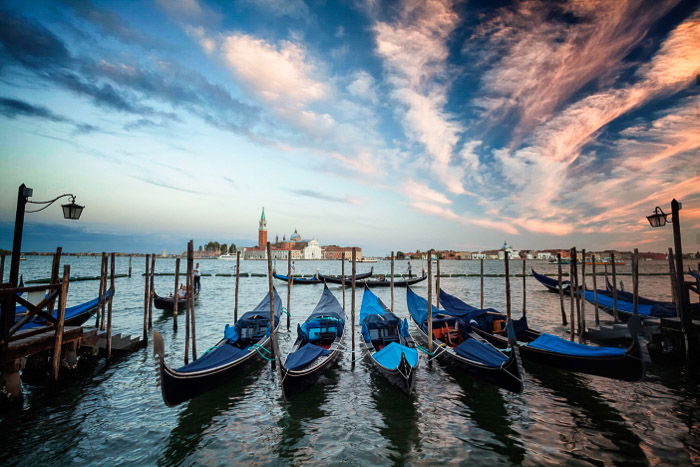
439, 288, 645, 381
406, 287, 522, 393
320, 272, 426, 288
280, 285, 345, 398
531, 268, 571, 294
360, 287, 418, 395
153, 289, 282, 407
153, 290, 198, 311
581, 288, 676, 321
273, 267, 373, 285
16, 288, 114, 330
602, 280, 700, 316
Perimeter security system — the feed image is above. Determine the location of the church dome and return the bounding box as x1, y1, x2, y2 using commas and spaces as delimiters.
290, 229, 301, 242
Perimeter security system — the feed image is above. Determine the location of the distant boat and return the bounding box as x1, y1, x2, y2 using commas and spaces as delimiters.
19, 256, 27, 261
548, 258, 570, 264
359, 257, 379, 263
218, 254, 237, 260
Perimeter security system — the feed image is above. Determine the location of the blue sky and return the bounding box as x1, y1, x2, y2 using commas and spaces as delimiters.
0, 0, 698, 255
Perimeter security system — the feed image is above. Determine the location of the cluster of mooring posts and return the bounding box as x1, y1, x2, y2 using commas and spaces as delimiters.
0, 249, 143, 404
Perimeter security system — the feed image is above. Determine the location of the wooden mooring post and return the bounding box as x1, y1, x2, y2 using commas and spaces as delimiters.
351, 248, 357, 357
504, 252, 511, 322
390, 251, 395, 311
341, 257, 346, 314
427, 250, 433, 353
265, 242, 276, 367
557, 253, 567, 326
48, 248, 62, 317
436, 256, 441, 309
184, 246, 192, 364
143, 254, 150, 344
611, 252, 619, 322
173, 258, 180, 331
591, 254, 600, 325
573, 248, 581, 340
100, 253, 108, 330
522, 258, 526, 317
569, 248, 576, 340
188, 241, 197, 361
480, 258, 484, 309
668, 248, 678, 311
148, 254, 155, 330
234, 251, 241, 323
128, 256, 132, 278
106, 253, 115, 359
51, 265, 70, 382
286, 250, 292, 330
632, 248, 639, 316
580, 249, 586, 336
96, 253, 106, 328
0, 254, 5, 283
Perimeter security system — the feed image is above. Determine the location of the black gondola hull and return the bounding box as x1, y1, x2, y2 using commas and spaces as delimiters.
321, 274, 426, 288
154, 292, 197, 311
274, 270, 372, 285
471, 327, 644, 381
411, 327, 522, 393
362, 341, 415, 395
281, 349, 341, 398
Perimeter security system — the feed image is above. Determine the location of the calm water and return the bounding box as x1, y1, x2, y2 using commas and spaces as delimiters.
1, 256, 698, 466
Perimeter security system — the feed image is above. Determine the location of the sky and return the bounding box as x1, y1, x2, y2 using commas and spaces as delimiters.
0, 0, 699, 256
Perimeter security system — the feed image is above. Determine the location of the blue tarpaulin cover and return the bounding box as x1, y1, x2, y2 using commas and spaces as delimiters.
527, 333, 626, 357
454, 339, 508, 367
19, 288, 113, 330
224, 324, 238, 343
406, 287, 447, 326
372, 342, 418, 369
298, 286, 345, 341
437, 289, 529, 336
285, 342, 331, 370
438, 289, 500, 321
175, 344, 248, 372
582, 290, 674, 318
360, 287, 389, 322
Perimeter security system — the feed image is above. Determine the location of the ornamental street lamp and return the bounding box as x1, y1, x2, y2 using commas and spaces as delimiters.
646, 199, 694, 359
1, 183, 84, 339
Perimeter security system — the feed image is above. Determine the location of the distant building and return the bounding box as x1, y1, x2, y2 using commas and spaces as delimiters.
497, 241, 519, 260
323, 246, 362, 260
303, 239, 323, 259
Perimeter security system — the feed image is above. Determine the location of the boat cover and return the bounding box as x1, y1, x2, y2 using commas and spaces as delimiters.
175, 343, 248, 372
285, 342, 331, 370
438, 289, 529, 336
582, 289, 674, 318
20, 288, 113, 330
361, 312, 402, 343
526, 333, 626, 357
234, 288, 284, 340
299, 286, 345, 341
372, 341, 418, 369
438, 289, 500, 321
224, 323, 238, 342
360, 287, 389, 322
406, 287, 447, 326
454, 339, 508, 367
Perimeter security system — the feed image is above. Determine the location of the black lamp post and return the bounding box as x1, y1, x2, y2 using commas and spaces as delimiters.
2, 183, 84, 340
646, 199, 694, 359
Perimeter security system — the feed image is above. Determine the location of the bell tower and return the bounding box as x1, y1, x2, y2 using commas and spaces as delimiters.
258, 207, 267, 248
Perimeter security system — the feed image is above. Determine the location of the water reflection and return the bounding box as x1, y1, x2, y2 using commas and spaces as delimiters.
157, 364, 264, 466
275, 367, 339, 462
451, 371, 526, 465
526, 363, 647, 464
366, 363, 420, 465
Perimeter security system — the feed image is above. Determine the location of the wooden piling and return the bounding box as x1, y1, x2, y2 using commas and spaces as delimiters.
569, 248, 576, 340
51, 265, 70, 382
504, 251, 511, 322
351, 248, 356, 356
265, 242, 276, 364
632, 248, 639, 316
0, 254, 4, 283
436, 256, 441, 309
148, 254, 155, 330
427, 250, 433, 352
173, 258, 180, 331
557, 253, 567, 326
143, 254, 150, 344
188, 241, 197, 361
611, 252, 619, 322
286, 250, 292, 330
106, 253, 115, 359
341, 257, 346, 314
591, 254, 600, 325
100, 253, 109, 330
390, 251, 395, 311
128, 256, 132, 278
480, 258, 484, 309
48, 247, 62, 317
234, 251, 241, 323
573, 248, 581, 339
667, 248, 678, 311
97, 253, 106, 328
580, 249, 586, 336
522, 257, 526, 317
184, 245, 192, 364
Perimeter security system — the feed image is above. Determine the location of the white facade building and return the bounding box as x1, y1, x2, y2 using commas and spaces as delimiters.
303, 239, 322, 259
497, 241, 520, 260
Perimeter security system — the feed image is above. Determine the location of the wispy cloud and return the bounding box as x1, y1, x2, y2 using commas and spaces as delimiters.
287, 188, 354, 204
0, 96, 99, 133
130, 176, 205, 194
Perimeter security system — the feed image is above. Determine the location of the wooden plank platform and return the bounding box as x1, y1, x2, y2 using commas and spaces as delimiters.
5, 326, 88, 361
659, 317, 700, 332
